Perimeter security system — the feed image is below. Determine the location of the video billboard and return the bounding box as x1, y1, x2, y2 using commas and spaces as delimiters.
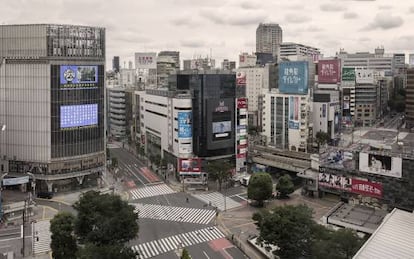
60, 65, 98, 89
60, 104, 98, 128
213, 121, 231, 134
318, 173, 352, 191
289, 96, 299, 129
355, 68, 374, 84
359, 153, 402, 178
178, 158, 202, 175
318, 60, 340, 84
351, 179, 383, 198
177, 112, 192, 139
342, 67, 355, 82
236, 71, 246, 86
135, 52, 157, 69
279, 61, 308, 94
237, 98, 247, 109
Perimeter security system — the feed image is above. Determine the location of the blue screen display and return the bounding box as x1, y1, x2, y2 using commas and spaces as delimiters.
279, 61, 308, 94
178, 112, 192, 138
60, 65, 98, 86
60, 104, 98, 128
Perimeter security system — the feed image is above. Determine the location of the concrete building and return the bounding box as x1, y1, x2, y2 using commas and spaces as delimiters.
239, 53, 257, 68
156, 55, 177, 88
107, 86, 135, 140
312, 91, 341, 141
393, 53, 405, 74
221, 59, 236, 71
119, 68, 137, 87
280, 42, 321, 61
158, 51, 180, 70
256, 23, 282, 59
112, 56, 120, 73
406, 68, 414, 129
0, 24, 106, 192
337, 48, 393, 72
183, 57, 215, 71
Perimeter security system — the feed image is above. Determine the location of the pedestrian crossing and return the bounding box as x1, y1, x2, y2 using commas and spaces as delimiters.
132, 226, 224, 259
33, 220, 51, 255
192, 192, 242, 211
132, 203, 216, 224
129, 184, 176, 200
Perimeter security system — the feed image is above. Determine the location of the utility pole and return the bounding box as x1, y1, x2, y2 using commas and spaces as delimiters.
21, 199, 26, 257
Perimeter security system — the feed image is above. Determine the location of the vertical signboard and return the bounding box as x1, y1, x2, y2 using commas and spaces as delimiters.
288, 96, 299, 129
236, 98, 248, 173
236, 71, 246, 86
318, 59, 340, 84
279, 61, 308, 94
178, 112, 192, 154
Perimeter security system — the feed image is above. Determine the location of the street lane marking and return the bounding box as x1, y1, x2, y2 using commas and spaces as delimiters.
129, 184, 175, 200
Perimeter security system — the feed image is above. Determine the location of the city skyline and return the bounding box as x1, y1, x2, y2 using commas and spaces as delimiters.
1, 0, 414, 67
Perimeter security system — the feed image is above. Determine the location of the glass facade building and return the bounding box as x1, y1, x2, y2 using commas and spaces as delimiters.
0, 24, 105, 192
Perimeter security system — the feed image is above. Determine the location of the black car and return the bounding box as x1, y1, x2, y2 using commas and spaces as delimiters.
37, 192, 53, 199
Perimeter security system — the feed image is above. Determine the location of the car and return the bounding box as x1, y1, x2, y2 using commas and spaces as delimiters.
37, 192, 53, 199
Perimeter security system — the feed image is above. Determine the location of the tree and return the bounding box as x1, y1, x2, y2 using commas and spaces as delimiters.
181, 248, 191, 259
73, 191, 139, 246
206, 160, 233, 191
253, 205, 316, 259
276, 174, 294, 198
315, 131, 331, 150
247, 173, 273, 206
78, 243, 137, 259
50, 212, 77, 259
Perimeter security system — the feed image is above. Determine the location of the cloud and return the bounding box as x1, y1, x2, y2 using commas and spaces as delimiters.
389, 35, 414, 50
343, 12, 358, 19
363, 12, 403, 30
239, 1, 260, 10
359, 37, 371, 42
180, 39, 206, 48
171, 17, 199, 27
410, 7, 414, 13
320, 4, 346, 12
378, 5, 392, 10
285, 14, 311, 24
200, 8, 267, 26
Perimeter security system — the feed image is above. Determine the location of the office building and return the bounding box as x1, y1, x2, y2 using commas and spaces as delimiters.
158, 51, 180, 70
338, 48, 393, 72
256, 23, 283, 59
280, 42, 321, 61
406, 68, 414, 129
183, 57, 215, 71
112, 56, 120, 73
157, 55, 177, 88
0, 24, 106, 192
312, 91, 340, 141
107, 86, 135, 140
239, 53, 257, 68
221, 59, 236, 70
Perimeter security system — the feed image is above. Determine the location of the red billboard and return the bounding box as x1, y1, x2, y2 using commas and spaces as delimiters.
351, 179, 383, 198
318, 60, 340, 84
178, 158, 202, 175
237, 98, 247, 109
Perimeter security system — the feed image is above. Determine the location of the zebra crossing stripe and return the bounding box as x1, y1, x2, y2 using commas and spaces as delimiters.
192, 192, 242, 211
132, 203, 216, 224
129, 184, 176, 200
133, 226, 225, 259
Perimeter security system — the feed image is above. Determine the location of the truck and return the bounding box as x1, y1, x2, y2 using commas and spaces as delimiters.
241, 175, 251, 186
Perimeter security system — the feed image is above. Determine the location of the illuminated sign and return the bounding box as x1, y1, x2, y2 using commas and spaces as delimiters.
215, 101, 229, 112
60, 104, 98, 128
60, 65, 98, 89
177, 112, 192, 139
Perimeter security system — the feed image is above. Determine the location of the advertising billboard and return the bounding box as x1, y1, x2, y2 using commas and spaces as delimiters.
359, 153, 402, 178
135, 52, 157, 69
351, 179, 383, 198
355, 68, 374, 84
3, 176, 30, 186
60, 65, 98, 89
60, 104, 98, 128
318, 60, 340, 84
213, 121, 231, 134
279, 61, 308, 94
318, 173, 352, 191
236, 71, 246, 86
237, 98, 247, 109
178, 158, 202, 175
178, 112, 192, 139
342, 67, 355, 82
289, 96, 299, 129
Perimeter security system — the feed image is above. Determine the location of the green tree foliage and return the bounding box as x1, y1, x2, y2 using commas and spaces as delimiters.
247, 173, 273, 206
181, 248, 191, 259
253, 205, 316, 259
206, 160, 233, 191
78, 243, 137, 259
253, 205, 365, 259
74, 191, 139, 246
315, 131, 331, 149
276, 174, 295, 198
50, 212, 77, 259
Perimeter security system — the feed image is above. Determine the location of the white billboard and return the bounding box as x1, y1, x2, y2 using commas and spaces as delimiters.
355, 68, 374, 84
359, 153, 402, 178
135, 52, 157, 69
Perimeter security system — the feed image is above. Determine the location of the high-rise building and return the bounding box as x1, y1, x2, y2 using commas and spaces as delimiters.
158, 51, 180, 70
280, 42, 321, 61
0, 24, 106, 192
183, 57, 215, 71
256, 23, 283, 59
406, 68, 414, 129
112, 56, 120, 73
221, 59, 236, 70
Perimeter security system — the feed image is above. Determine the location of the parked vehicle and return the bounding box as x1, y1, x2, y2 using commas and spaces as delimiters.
241, 175, 251, 186
37, 192, 53, 199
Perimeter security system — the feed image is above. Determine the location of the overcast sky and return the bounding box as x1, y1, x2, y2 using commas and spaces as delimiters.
1, 0, 414, 68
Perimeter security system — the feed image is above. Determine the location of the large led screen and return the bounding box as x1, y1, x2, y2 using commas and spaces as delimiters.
60, 65, 98, 88
60, 104, 98, 128
177, 112, 192, 139
213, 121, 231, 134
359, 153, 402, 178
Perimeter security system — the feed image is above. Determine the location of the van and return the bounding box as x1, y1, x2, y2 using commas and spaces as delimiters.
241, 175, 251, 186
